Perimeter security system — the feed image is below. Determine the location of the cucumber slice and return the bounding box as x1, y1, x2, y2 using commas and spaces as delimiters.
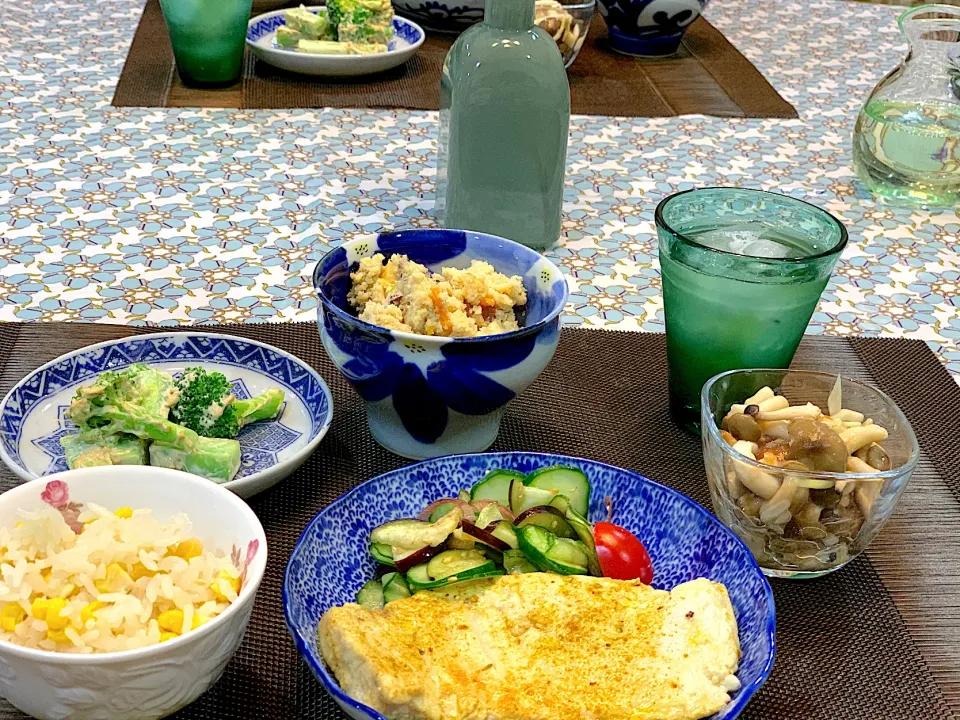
503, 548, 538, 574
471, 469, 526, 506
562, 507, 603, 577
356, 579, 385, 610
370, 510, 461, 554
382, 572, 411, 603
525, 465, 591, 517
407, 560, 502, 591
490, 522, 519, 549
516, 525, 588, 576
427, 549, 492, 581
423, 577, 497, 601
429, 502, 456, 523
481, 545, 504, 566
475, 503, 505, 529
509, 480, 559, 514
370, 542, 395, 566
548, 538, 591, 569
515, 507, 577, 539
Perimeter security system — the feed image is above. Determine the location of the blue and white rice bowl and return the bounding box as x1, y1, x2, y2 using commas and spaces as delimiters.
313, 230, 569, 459
0, 333, 334, 499
597, 0, 709, 57
246, 6, 425, 77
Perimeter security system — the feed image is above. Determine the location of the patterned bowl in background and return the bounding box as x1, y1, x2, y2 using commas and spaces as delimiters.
0, 333, 334, 499
391, 0, 485, 31
313, 230, 568, 460
283, 451, 776, 720
0, 466, 267, 720
598, 0, 709, 56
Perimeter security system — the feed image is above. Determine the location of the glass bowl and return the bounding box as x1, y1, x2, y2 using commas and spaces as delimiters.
701, 369, 919, 579
535, 0, 595, 68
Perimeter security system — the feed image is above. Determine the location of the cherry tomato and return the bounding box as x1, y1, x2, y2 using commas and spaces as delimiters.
593, 522, 654, 583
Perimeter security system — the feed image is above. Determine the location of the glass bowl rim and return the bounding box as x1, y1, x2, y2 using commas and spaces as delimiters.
551, 0, 597, 9
654, 187, 850, 265
700, 368, 921, 482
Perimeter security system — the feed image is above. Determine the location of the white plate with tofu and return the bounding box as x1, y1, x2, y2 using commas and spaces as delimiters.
246, 5, 425, 77
0, 332, 334, 499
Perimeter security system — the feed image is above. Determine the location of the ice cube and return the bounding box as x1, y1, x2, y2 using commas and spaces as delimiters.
693, 223, 795, 259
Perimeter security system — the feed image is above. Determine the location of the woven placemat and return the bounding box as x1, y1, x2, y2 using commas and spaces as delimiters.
111, 0, 797, 118
0, 323, 956, 720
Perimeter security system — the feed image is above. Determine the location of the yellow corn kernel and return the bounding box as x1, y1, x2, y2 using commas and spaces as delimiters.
46, 628, 68, 643
174, 539, 203, 561
157, 609, 184, 634
129, 562, 158, 580
41, 568, 52, 582
192, 614, 209, 630
114, 507, 133, 519
45, 597, 69, 630
210, 570, 241, 602
14, 522, 23, 529
159, 631, 179, 643
95, 563, 134, 594
80, 601, 105, 625
0, 603, 25, 632
31, 597, 50, 620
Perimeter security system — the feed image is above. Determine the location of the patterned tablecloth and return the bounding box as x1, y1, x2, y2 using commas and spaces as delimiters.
0, 0, 958, 376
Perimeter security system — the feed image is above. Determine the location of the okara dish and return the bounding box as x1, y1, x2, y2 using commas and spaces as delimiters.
0, 487, 247, 653
318, 465, 742, 720
347, 253, 527, 338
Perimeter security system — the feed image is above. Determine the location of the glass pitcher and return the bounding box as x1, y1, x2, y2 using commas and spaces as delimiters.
852, 4, 960, 208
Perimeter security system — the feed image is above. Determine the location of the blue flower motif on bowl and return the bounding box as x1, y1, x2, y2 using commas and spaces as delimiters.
0, 333, 334, 499
313, 230, 568, 459
283, 451, 776, 720
598, 0, 708, 56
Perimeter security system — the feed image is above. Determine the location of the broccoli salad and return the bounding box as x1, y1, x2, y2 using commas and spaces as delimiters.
62, 364, 285, 484
277, 2, 394, 56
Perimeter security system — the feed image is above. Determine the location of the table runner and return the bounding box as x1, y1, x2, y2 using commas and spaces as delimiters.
111, 0, 797, 118
0, 323, 955, 720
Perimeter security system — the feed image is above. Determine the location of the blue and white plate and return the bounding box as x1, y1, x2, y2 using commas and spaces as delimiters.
246, 7, 425, 77
283, 452, 776, 720
0, 333, 333, 499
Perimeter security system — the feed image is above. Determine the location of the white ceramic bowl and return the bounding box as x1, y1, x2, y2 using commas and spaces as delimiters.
246, 6, 425, 77
0, 332, 334, 499
0, 466, 268, 720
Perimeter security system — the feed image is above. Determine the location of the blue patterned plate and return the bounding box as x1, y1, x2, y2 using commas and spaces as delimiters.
0, 333, 333, 499
284, 452, 776, 720
246, 7, 425, 77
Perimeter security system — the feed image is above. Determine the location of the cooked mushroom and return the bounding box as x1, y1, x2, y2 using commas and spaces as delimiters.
722, 413, 762, 442
787, 419, 849, 473
840, 424, 889, 454
756, 403, 822, 422
854, 443, 892, 471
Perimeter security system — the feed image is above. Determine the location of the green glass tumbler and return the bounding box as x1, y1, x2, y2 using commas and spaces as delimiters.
159, 0, 253, 87
656, 188, 848, 434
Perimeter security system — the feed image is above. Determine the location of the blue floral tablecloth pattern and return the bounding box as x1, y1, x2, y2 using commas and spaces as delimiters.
0, 0, 958, 376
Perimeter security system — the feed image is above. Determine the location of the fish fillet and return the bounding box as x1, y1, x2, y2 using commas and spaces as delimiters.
319, 573, 741, 720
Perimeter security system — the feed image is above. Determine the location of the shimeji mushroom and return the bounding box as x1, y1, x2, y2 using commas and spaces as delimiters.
754, 403, 823, 422
840, 424, 889, 454
729, 441, 781, 499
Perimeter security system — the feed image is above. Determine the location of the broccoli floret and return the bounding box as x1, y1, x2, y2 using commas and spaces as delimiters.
170, 368, 286, 439
66, 365, 197, 450
326, 0, 392, 37
169, 368, 240, 439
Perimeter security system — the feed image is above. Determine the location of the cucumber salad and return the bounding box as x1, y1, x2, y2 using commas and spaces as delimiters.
356, 466, 656, 610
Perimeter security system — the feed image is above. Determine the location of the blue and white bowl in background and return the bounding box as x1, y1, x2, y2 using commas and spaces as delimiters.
0, 333, 334, 499
313, 230, 568, 459
391, 0, 484, 31
246, 6, 425, 77
598, 0, 708, 57
283, 452, 776, 720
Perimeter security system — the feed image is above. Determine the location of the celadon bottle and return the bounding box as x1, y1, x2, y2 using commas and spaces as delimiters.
436, 0, 570, 251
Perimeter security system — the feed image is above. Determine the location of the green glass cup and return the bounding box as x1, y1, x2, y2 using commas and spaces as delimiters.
159, 0, 253, 87
656, 188, 848, 433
